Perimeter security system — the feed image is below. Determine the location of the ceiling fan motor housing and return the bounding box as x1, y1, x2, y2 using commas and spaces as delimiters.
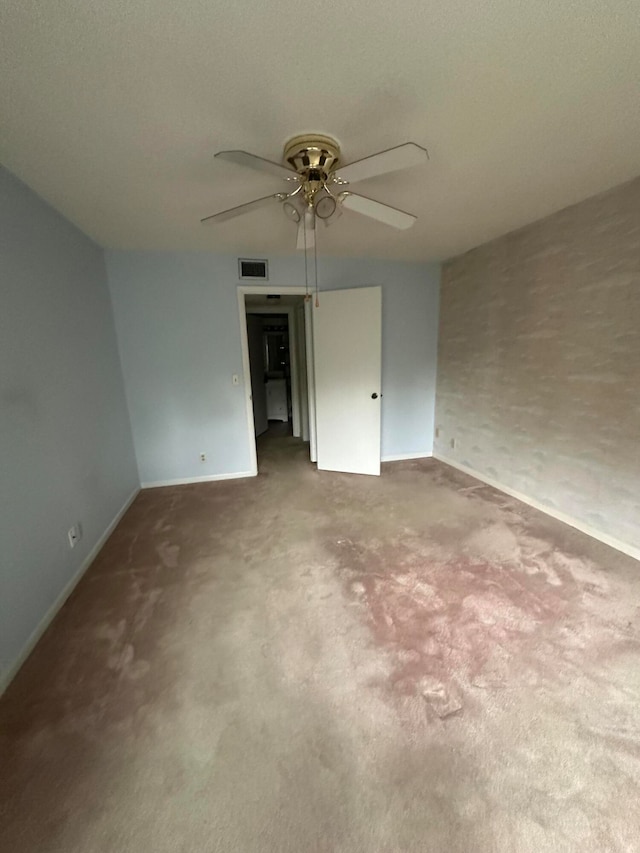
283, 134, 340, 175
283, 134, 341, 207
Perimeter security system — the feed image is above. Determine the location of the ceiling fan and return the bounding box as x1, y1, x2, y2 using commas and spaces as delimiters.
200, 134, 428, 249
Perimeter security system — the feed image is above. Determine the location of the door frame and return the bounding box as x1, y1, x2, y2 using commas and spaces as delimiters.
237, 285, 315, 476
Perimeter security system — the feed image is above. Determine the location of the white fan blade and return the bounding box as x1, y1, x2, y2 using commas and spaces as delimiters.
340, 192, 416, 230
215, 150, 299, 181
332, 142, 428, 185
296, 210, 315, 249
201, 193, 282, 224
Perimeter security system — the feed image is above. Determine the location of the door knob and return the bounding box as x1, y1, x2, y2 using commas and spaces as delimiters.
371, 393, 378, 399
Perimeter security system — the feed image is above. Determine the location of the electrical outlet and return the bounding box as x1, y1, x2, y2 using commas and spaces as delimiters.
67, 524, 82, 549
200, 452, 206, 462
435, 426, 440, 438
450, 438, 456, 450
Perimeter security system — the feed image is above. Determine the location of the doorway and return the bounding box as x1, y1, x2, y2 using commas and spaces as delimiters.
239, 287, 316, 473
238, 284, 382, 478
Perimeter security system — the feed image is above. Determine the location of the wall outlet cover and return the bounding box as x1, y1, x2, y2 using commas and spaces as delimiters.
67, 524, 82, 548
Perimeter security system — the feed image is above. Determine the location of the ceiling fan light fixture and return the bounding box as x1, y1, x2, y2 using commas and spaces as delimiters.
315, 194, 337, 220
282, 200, 301, 222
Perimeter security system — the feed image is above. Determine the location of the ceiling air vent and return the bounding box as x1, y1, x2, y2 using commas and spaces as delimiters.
238, 258, 268, 280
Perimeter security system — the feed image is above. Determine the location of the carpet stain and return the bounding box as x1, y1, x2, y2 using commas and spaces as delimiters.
330, 498, 639, 736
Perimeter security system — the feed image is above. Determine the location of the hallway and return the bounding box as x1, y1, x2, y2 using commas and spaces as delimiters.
256, 419, 304, 469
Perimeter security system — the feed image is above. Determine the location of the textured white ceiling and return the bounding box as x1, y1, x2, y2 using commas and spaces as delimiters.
1, 0, 639, 261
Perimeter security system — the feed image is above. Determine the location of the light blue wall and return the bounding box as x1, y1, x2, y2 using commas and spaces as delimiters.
0, 169, 139, 688
106, 251, 440, 484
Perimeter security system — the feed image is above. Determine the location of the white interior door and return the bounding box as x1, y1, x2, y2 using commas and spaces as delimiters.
296, 302, 310, 442
305, 298, 318, 463
313, 286, 382, 475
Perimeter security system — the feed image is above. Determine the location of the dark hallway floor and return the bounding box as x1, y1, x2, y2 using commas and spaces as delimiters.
257, 418, 297, 464
2, 442, 640, 852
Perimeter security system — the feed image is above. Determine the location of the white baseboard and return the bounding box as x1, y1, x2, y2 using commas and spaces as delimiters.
1, 486, 140, 696
434, 454, 640, 562
382, 452, 433, 463
141, 471, 255, 488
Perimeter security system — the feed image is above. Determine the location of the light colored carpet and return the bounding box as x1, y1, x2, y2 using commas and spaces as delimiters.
2, 428, 640, 852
